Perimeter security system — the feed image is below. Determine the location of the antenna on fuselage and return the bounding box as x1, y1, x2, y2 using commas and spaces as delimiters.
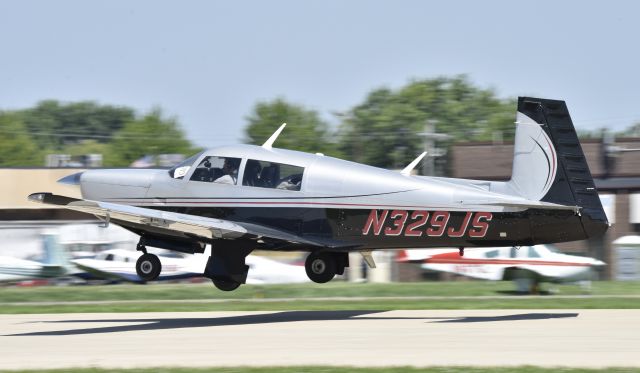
262, 123, 287, 149
400, 152, 427, 176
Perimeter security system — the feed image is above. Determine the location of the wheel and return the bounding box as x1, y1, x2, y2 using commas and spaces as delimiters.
212, 278, 241, 291
305, 251, 337, 283
136, 253, 162, 281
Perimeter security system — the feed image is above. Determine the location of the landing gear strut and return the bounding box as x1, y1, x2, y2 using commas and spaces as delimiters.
135, 249, 162, 281
203, 241, 252, 291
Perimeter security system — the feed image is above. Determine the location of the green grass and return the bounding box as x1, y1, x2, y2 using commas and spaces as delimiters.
0, 281, 639, 313
0, 366, 638, 373
2, 296, 640, 314
1, 281, 638, 303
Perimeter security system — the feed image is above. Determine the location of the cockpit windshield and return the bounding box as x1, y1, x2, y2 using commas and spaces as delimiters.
168, 151, 204, 179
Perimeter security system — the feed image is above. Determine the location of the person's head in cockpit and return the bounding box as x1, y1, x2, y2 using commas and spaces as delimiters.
223, 158, 240, 176
214, 158, 241, 185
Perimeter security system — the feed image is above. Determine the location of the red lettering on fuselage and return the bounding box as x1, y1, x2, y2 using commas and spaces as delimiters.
425, 211, 450, 237
404, 211, 429, 237
468, 212, 493, 238
360, 210, 493, 238
447, 211, 472, 237
384, 210, 409, 236
362, 209, 389, 235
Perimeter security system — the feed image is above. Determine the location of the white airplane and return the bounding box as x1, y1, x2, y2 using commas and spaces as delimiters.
72, 248, 309, 284
398, 245, 605, 292
0, 232, 73, 282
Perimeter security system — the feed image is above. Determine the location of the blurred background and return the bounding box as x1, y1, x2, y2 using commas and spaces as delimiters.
1, 0, 640, 289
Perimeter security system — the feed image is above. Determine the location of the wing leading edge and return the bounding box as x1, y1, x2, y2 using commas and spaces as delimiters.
28, 193, 353, 250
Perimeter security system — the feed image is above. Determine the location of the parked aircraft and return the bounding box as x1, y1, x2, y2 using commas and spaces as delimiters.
0, 232, 72, 282
72, 248, 309, 284
398, 245, 605, 292
29, 97, 609, 291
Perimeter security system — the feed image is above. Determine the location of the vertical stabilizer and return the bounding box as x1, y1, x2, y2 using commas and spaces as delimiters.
509, 97, 608, 238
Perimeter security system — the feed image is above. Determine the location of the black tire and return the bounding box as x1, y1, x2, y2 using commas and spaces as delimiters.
212, 279, 241, 291
305, 251, 337, 283
136, 253, 162, 281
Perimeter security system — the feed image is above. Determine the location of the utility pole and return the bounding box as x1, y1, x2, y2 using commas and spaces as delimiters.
419, 119, 450, 176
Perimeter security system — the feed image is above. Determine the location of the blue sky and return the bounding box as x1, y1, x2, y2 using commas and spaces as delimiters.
1, 0, 639, 148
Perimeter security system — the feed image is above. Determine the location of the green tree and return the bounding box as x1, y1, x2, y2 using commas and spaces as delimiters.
244, 98, 338, 156
0, 113, 42, 166
62, 140, 110, 158
19, 100, 135, 150
104, 109, 199, 166
619, 122, 640, 137
337, 76, 515, 171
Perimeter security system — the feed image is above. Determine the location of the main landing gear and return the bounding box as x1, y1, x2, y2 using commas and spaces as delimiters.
305, 251, 349, 284
135, 243, 162, 281
203, 241, 253, 292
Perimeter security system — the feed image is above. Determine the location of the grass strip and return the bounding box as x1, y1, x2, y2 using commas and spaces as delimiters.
1, 281, 639, 303
2, 296, 640, 314
0, 366, 639, 373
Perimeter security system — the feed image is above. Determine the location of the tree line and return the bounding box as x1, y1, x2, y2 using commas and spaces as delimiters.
0, 100, 198, 167
2, 75, 635, 171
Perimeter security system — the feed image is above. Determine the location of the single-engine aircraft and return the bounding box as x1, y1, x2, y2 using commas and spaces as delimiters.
29, 97, 609, 291
73, 248, 309, 284
398, 245, 605, 293
0, 232, 72, 283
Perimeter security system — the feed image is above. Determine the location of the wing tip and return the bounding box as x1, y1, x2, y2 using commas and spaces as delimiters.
28, 192, 50, 203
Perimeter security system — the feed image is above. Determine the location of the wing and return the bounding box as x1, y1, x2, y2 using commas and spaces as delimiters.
28, 193, 355, 250
72, 260, 144, 283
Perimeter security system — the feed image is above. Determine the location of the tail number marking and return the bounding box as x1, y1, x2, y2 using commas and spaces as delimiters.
362, 210, 492, 238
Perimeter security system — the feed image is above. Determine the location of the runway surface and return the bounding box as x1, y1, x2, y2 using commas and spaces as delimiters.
1, 309, 638, 369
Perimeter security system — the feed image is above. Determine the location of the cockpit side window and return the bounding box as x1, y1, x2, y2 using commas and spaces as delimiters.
243, 159, 304, 191
168, 151, 204, 179
189, 156, 242, 185
485, 249, 499, 258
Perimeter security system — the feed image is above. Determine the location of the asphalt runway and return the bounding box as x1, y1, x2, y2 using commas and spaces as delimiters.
1, 310, 638, 369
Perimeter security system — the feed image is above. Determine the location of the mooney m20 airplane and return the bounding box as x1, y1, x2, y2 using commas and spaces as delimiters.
29, 97, 609, 291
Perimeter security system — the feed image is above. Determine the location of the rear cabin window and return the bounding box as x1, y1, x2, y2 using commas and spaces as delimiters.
190, 156, 242, 185
242, 160, 304, 191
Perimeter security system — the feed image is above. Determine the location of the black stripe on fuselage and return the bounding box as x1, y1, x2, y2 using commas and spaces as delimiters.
140, 205, 588, 249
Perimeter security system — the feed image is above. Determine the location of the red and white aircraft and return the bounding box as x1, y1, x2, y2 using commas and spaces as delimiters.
398, 245, 605, 292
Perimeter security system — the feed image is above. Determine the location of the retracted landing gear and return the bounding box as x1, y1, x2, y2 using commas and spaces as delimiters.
305, 251, 349, 284
135, 243, 162, 281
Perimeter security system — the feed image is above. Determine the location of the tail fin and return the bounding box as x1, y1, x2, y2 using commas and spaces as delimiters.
41, 231, 70, 267
509, 97, 609, 238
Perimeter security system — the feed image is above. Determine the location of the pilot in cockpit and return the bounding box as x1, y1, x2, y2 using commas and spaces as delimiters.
214, 158, 241, 184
